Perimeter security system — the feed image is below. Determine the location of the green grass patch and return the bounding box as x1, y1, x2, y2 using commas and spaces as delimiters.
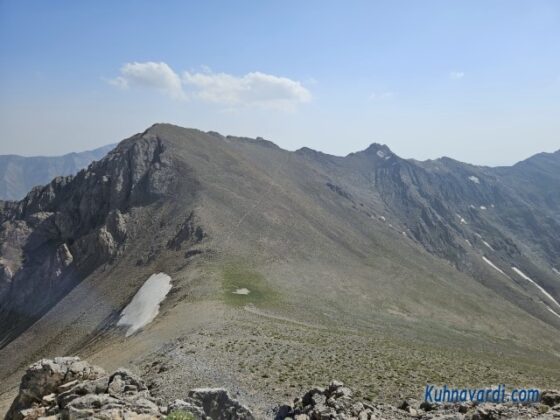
221, 263, 277, 306
167, 410, 195, 420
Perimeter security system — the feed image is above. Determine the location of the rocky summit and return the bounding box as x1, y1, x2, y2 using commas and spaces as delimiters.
5, 357, 560, 420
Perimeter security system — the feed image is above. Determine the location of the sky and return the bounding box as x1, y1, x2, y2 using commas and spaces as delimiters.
0, 0, 559, 166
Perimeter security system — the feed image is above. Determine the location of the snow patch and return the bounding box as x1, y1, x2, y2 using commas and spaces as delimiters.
553, 267, 560, 277
546, 305, 560, 320
468, 176, 480, 184
376, 150, 385, 158
512, 267, 560, 309
465, 239, 472, 247
232, 288, 251, 295
117, 273, 172, 337
482, 240, 494, 251
482, 257, 508, 277
456, 214, 467, 224
479, 206, 487, 210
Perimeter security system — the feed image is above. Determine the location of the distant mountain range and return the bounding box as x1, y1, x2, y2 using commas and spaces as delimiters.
0, 144, 115, 200
0, 124, 558, 415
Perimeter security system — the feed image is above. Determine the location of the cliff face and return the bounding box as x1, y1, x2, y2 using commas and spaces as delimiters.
0, 131, 182, 346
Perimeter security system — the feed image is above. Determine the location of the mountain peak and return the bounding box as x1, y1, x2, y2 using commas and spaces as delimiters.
346, 142, 395, 160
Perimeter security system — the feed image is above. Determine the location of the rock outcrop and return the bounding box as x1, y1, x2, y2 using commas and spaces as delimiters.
275, 381, 560, 420
5, 357, 253, 420
6, 357, 560, 419
274, 380, 410, 420
0, 129, 183, 347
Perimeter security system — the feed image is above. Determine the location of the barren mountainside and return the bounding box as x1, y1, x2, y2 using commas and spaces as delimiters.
0, 124, 559, 416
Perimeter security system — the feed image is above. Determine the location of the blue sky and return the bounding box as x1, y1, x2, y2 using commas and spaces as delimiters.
0, 0, 559, 165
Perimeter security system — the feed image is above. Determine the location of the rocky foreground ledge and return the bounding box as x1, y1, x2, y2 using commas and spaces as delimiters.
5, 357, 560, 420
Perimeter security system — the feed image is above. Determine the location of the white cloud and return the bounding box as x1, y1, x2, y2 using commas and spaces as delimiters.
183, 69, 311, 110
110, 62, 185, 99
449, 71, 465, 80
109, 61, 311, 110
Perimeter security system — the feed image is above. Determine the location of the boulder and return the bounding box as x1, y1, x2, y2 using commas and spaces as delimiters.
5, 357, 255, 420
542, 390, 560, 407
6, 357, 106, 420
187, 388, 254, 420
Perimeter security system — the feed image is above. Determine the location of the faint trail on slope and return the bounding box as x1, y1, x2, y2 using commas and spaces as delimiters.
243, 304, 327, 330
224, 152, 292, 244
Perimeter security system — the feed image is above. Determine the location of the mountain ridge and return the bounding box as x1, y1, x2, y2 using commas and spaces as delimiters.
0, 123, 558, 416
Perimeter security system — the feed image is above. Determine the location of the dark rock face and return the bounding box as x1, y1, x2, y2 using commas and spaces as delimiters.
5, 357, 254, 420
340, 144, 560, 327
0, 132, 182, 347
167, 211, 205, 251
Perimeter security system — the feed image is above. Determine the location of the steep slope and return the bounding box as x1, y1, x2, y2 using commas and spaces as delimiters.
497, 149, 560, 218
0, 124, 559, 415
0, 144, 115, 200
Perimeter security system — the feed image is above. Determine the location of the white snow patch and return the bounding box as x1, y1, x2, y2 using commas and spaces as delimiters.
512, 267, 560, 309
482, 257, 508, 277
117, 273, 172, 337
465, 239, 472, 247
456, 214, 467, 224
379, 216, 386, 222
469, 204, 476, 209
468, 176, 480, 184
402, 231, 407, 237
232, 288, 251, 295
479, 206, 487, 210
553, 268, 560, 277
482, 240, 494, 251
546, 305, 560, 320
384, 156, 391, 160
376, 150, 385, 158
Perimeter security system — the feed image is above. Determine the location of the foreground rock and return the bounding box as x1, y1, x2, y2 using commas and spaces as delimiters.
6, 357, 560, 419
274, 381, 560, 419
6, 357, 253, 420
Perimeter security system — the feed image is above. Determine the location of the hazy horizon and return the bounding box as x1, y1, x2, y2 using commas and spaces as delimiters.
1, 122, 558, 168
1, 0, 559, 165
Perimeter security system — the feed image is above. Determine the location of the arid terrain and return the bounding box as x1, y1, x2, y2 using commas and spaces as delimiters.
1, 124, 559, 417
